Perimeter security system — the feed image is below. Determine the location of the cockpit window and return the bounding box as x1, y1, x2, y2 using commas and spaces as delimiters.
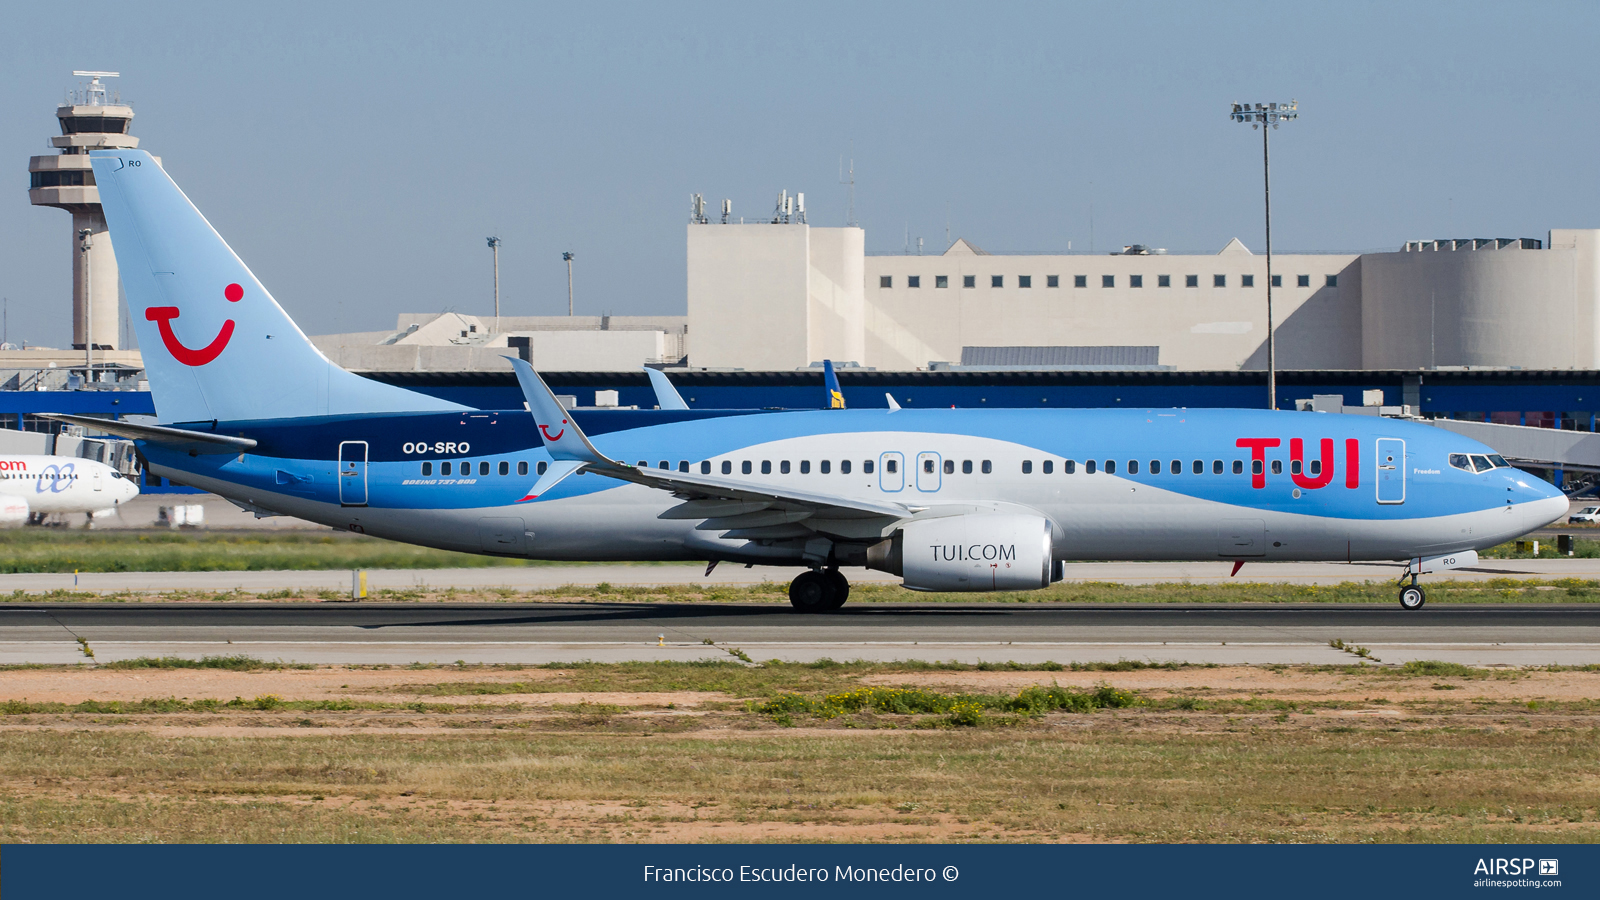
1487, 454, 1509, 468
110, 471, 123, 479
1469, 454, 1493, 473
1448, 453, 1471, 471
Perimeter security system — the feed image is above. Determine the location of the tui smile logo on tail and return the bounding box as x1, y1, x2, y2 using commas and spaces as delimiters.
145, 283, 242, 366
539, 420, 567, 441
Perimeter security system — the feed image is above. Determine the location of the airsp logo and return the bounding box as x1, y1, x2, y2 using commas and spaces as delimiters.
1473, 858, 1550, 876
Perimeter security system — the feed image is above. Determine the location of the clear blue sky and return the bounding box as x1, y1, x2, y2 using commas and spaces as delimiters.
1, 1, 1595, 349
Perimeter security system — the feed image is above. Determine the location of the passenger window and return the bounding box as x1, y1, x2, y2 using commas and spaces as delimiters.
462, 460, 471, 474
981, 460, 992, 474
701, 461, 711, 474
1104, 460, 1116, 474
1042, 460, 1053, 474
1171, 460, 1181, 474
821, 460, 831, 474
780, 461, 791, 474
1128, 460, 1139, 474
1086, 460, 1097, 474
884, 459, 897, 473
800, 460, 810, 474
1448, 453, 1471, 471
422, 462, 433, 476
679, 461, 689, 473
723, 461, 733, 474
761, 461, 772, 474
944, 459, 954, 474
841, 460, 852, 474
1234, 460, 1245, 475
924, 459, 935, 473
518, 461, 529, 475
1310, 460, 1321, 476
441, 462, 452, 476
1149, 460, 1160, 474
1192, 460, 1202, 474
1213, 460, 1223, 474
1290, 460, 1302, 475
962, 460, 973, 474
537, 461, 547, 475
742, 461, 752, 474
638, 461, 647, 467
1063, 459, 1075, 474
1252, 460, 1264, 475
1022, 460, 1032, 474
499, 461, 509, 476
480, 461, 490, 476
1270, 460, 1282, 475
864, 460, 875, 474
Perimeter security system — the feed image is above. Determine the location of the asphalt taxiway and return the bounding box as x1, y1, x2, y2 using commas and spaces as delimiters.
4, 601, 1599, 667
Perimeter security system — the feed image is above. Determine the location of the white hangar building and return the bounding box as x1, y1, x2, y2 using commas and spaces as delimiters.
687, 220, 1600, 373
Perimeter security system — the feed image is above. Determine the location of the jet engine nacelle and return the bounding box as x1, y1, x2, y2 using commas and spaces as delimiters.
868, 514, 1054, 592
0, 495, 29, 528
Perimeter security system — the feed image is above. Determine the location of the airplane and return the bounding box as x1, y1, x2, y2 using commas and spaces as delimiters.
51, 148, 1569, 613
0, 455, 139, 525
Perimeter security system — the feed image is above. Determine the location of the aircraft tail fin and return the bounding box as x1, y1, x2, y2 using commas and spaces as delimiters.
823, 360, 845, 409
88, 150, 463, 424
644, 367, 689, 410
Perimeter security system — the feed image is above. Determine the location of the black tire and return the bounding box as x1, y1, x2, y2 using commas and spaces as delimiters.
789, 570, 831, 612
822, 569, 850, 610
1399, 585, 1426, 610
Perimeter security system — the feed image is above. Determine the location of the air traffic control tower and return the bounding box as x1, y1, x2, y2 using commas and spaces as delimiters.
27, 72, 138, 353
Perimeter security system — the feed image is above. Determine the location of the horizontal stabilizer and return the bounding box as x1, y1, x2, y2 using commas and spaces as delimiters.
40, 413, 256, 455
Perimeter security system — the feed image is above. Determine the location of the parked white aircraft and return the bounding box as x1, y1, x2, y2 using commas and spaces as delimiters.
0, 456, 140, 525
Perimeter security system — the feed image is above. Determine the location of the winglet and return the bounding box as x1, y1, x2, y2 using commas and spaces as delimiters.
506, 356, 614, 465
823, 359, 845, 409
644, 367, 689, 410
885, 393, 902, 412
517, 458, 587, 502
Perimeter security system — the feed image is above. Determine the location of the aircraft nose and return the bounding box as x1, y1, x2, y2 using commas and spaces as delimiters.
1515, 471, 1568, 528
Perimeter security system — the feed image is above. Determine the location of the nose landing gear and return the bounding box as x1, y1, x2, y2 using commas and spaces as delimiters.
789, 568, 850, 612
1397, 565, 1426, 610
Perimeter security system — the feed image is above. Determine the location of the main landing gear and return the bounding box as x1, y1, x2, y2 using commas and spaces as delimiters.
1397, 567, 1426, 611
790, 568, 850, 613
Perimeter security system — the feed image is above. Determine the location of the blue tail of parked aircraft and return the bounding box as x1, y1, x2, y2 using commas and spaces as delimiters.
88, 150, 461, 425
823, 360, 845, 409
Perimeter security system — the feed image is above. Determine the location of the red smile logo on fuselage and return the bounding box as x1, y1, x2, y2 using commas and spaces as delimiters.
539, 420, 567, 441
146, 282, 243, 367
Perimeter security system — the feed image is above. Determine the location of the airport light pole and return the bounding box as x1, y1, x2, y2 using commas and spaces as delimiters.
562, 251, 575, 316
1230, 100, 1297, 410
486, 236, 501, 326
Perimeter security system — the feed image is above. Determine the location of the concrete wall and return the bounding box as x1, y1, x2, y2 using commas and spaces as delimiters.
1361, 231, 1600, 369
686, 224, 811, 369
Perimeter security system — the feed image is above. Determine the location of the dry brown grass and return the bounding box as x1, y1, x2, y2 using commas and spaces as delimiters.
2, 662, 1598, 844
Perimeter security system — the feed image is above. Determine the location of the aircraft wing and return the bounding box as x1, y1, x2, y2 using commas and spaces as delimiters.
39, 413, 257, 455
507, 357, 911, 532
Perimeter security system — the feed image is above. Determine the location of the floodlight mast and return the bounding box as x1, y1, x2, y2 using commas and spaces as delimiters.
1231, 100, 1298, 410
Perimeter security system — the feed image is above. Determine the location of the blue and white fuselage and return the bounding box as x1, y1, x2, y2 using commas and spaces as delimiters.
71, 149, 1567, 610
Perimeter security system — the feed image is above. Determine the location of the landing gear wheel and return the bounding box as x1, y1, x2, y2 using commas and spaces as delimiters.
789, 570, 832, 612
822, 569, 850, 610
1399, 585, 1426, 610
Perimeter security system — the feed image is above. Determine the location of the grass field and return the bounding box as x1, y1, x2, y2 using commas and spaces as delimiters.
0, 529, 595, 573
1, 658, 1597, 843
9, 576, 1600, 605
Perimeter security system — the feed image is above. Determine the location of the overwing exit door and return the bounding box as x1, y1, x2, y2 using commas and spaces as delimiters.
1376, 438, 1405, 504
339, 441, 368, 507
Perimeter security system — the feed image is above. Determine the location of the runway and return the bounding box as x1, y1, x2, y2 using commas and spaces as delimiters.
5, 601, 1600, 667
14, 557, 1600, 594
